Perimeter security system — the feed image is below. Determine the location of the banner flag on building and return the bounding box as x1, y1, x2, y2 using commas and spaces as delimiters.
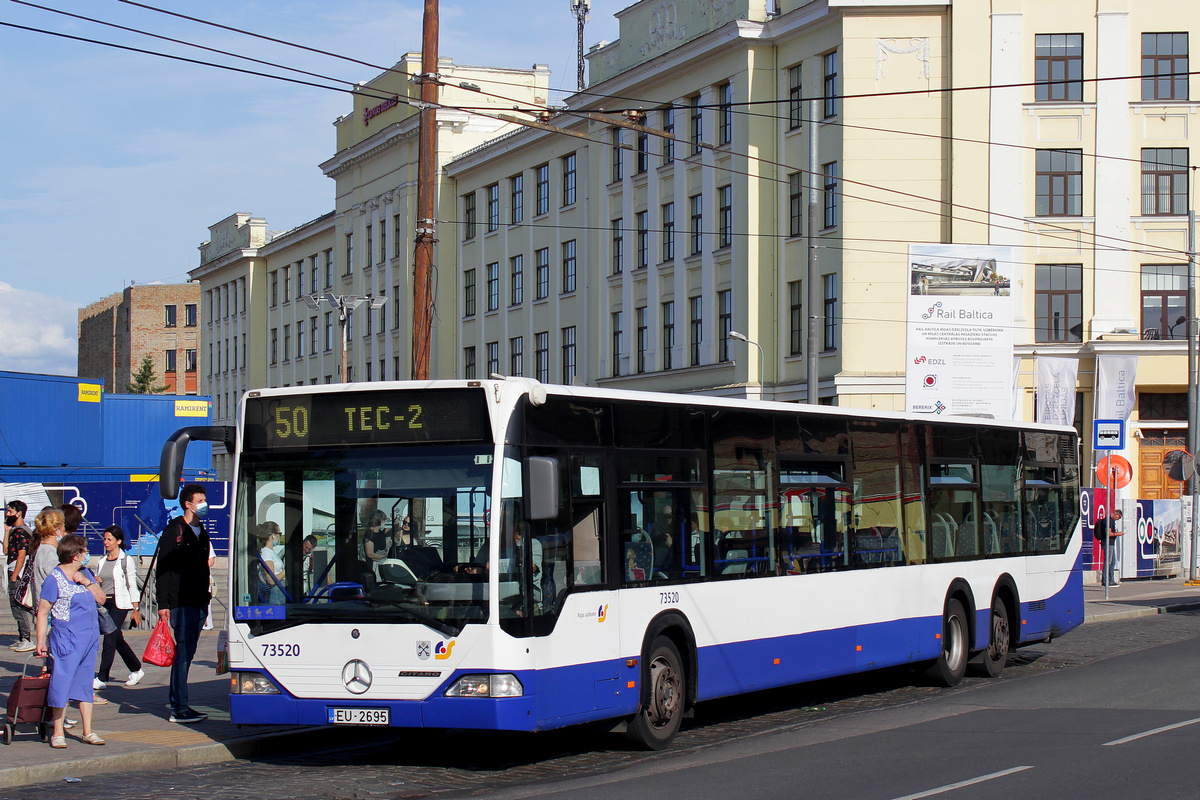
905, 244, 1015, 419
1095, 355, 1138, 422
1036, 357, 1079, 426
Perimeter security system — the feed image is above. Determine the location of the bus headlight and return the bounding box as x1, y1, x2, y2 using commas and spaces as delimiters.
231, 671, 281, 694
444, 673, 523, 698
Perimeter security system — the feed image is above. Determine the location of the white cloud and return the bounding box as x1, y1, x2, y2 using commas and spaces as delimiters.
0, 283, 79, 377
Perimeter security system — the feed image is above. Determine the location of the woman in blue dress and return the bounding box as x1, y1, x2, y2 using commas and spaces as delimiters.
34, 535, 107, 748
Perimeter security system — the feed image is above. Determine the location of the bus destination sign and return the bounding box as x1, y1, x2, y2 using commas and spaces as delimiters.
243, 389, 491, 449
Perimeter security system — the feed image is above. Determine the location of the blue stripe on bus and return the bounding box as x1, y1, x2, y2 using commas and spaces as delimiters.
235, 572, 1083, 731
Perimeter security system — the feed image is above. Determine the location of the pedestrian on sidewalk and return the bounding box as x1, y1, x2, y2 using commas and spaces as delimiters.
31, 507, 66, 608
157, 484, 212, 724
1106, 508, 1124, 586
93, 526, 145, 689
6, 500, 35, 652
35, 535, 106, 748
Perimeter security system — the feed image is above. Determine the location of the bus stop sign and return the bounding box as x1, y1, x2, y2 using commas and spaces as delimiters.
1094, 419, 1124, 450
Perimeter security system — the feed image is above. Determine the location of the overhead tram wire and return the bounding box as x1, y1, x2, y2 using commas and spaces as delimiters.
13, 6, 1190, 261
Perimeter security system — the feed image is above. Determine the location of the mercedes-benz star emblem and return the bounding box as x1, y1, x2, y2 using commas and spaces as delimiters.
342, 659, 373, 694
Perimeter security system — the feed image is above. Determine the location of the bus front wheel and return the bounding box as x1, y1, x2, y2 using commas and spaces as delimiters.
626, 636, 685, 750
925, 598, 968, 687
968, 599, 1010, 678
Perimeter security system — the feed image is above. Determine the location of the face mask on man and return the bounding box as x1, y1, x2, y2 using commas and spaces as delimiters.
193, 502, 210, 519
4, 514, 15, 527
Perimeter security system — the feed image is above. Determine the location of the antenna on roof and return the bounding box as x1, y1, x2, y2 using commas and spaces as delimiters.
570, 0, 591, 92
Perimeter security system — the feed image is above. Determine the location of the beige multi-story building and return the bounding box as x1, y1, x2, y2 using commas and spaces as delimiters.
78, 283, 201, 394
448, 0, 1197, 501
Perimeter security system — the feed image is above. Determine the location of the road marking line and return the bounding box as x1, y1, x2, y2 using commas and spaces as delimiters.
1103, 717, 1200, 746
889, 766, 1034, 800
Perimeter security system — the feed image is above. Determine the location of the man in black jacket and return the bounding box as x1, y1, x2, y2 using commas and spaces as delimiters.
157, 483, 212, 723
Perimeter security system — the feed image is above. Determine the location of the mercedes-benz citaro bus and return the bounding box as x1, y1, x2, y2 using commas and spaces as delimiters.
158, 378, 1083, 750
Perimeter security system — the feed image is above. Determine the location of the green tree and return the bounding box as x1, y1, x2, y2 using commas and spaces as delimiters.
127, 354, 167, 394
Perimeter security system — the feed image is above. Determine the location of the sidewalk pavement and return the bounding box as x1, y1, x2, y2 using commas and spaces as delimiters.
3, 577, 1199, 789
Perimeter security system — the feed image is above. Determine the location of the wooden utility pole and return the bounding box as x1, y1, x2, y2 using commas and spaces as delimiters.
411, 0, 439, 380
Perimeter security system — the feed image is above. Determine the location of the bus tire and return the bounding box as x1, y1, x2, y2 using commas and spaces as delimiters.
925, 598, 968, 687
968, 598, 1010, 678
626, 636, 685, 750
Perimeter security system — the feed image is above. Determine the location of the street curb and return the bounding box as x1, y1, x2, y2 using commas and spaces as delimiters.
1083, 600, 1200, 624
0, 726, 326, 789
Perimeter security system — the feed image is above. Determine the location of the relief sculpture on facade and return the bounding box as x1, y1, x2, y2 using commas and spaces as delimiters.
639, 1, 687, 57
876, 37, 931, 80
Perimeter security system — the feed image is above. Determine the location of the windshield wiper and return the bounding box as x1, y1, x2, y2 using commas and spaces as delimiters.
364, 597, 460, 637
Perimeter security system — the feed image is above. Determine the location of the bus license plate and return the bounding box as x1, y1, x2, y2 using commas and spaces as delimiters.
328, 707, 389, 726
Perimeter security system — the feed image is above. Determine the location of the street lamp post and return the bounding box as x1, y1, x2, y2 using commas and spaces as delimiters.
304, 293, 386, 383
729, 330, 765, 401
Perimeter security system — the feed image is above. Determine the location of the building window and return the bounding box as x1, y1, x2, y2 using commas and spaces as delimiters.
486, 341, 499, 377
535, 332, 549, 382
1036, 149, 1083, 216
661, 106, 674, 163
611, 127, 623, 182
463, 346, 477, 379
297, 323, 305, 358
378, 223, 386, 264
297, 260, 305, 296
324, 249, 333, 287
1035, 264, 1083, 343
822, 162, 839, 228
165, 349, 177, 373
562, 240, 577, 293
486, 262, 500, 311
365, 362, 372, 382
561, 326, 577, 384
364, 226, 372, 268
463, 193, 476, 240
284, 266, 291, 301
662, 202, 675, 261
310, 256, 319, 295
535, 164, 549, 215
636, 211, 648, 269
535, 247, 550, 299
689, 94, 702, 154
612, 218, 624, 274
636, 129, 649, 174
393, 356, 399, 381
1035, 34, 1083, 102
346, 309, 353, 339
393, 214, 402, 258
717, 290, 732, 363
325, 312, 333, 351
1141, 263, 1189, 340
510, 174, 524, 224
562, 153, 577, 206
788, 172, 804, 237
510, 255, 523, 305
510, 337, 523, 377
788, 280, 803, 355
377, 299, 385, 334
311, 317, 318, 355
165, 304, 177, 327
184, 304, 197, 327
185, 349, 197, 372
718, 82, 732, 145
689, 296, 703, 366
823, 274, 838, 351
689, 193, 703, 255
611, 311, 623, 377
636, 306, 648, 374
1141, 148, 1189, 216
1140, 393, 1188, 421
788, 64, 803, 129
823, 51, 839, 118
270, 328, 278, 365
463, 269, 476, 317
486, 184, 500, 232
283, 324, 291, 360
270, 271, 278, 307
344, 233, 354, 275
392, 285, 400, 330
662, 300, 675, 370
717, 185, 732, 249
1142, 33, 1189, 101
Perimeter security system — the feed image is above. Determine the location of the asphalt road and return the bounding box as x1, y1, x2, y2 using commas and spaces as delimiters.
5, 611, 1198, 800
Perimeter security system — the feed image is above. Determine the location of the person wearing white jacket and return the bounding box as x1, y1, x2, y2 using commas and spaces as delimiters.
93, 526, 145, 688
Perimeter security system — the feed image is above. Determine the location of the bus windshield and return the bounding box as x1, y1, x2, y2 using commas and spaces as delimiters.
234, 444, 495, 635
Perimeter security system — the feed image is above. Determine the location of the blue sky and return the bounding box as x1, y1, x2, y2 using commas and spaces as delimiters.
0, 0, 620, 376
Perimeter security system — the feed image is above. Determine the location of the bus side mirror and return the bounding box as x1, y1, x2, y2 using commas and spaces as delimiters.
160, 426, 236, 500
524, 457, 560, 521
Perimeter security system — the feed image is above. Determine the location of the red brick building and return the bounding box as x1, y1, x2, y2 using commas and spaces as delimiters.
78, 283, 202, 394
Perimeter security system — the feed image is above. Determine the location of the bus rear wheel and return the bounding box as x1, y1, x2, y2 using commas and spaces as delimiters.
626, 636, 685, 750
925, 598, 968, 687
968, 599, 1010, 678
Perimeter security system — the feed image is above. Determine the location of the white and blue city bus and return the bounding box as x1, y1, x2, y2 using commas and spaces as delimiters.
159, 378, 1083, 749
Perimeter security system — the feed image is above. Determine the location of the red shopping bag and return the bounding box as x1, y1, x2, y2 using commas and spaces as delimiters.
143, 619, 176, 667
